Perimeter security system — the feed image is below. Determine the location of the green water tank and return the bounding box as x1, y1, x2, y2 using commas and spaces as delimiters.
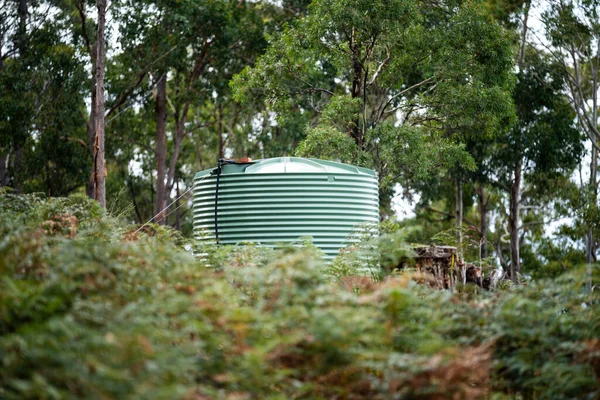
192, 157, 379, 260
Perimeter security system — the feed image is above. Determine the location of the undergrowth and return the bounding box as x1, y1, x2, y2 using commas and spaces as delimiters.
0, 191, 598, 399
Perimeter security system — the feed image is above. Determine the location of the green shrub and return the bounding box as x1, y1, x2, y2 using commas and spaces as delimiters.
0, 192, 598, 399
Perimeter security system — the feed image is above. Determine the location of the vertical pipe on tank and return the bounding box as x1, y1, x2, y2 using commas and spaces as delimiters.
214, 159, 223, 244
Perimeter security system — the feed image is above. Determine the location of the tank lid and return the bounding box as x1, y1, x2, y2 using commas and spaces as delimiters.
246, 157, 375, 175
195, 157, 376, 178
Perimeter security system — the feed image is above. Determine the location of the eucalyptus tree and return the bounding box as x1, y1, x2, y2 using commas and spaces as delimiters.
543, 0, 600, 269
93, 0, 107, 207
0, 0, 33, 190
0, 1, 90, 196
490, 48, 582, 279
115, 0, 270, 223
25, 26, 90, 196
409, 1, 585, 280
57, 0, 102, 198
232, 0, 516, 214
54, 0, 156, 205
413, 49, 583, 279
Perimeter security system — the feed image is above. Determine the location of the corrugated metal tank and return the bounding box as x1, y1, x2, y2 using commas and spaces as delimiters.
193, 157, 379, 260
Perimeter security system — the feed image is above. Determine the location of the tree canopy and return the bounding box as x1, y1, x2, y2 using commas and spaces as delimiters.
232, 0, 516, 212
0, 0, 598, 293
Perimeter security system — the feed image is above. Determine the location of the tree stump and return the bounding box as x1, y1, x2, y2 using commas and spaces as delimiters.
398, 245, 467, 290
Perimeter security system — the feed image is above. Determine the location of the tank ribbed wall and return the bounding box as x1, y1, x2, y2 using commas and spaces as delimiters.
193, 158, 379, 260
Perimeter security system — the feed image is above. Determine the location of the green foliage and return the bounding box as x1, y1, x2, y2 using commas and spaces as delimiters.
474, 271, 600, 398
372, 124, 476, 204
327, 224, 417, 280
0, 0, 598, 394
296, 125, 360, 164
233, 0, 516, 212
0, 13, 89, 195
432, 225, 488, 260
2, 193, 598, 399
492, 47, 583, 182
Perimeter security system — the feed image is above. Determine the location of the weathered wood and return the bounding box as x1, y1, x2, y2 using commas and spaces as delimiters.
155, 73, 167, 222
398, 245, 483, 290
93, 0, 107, 207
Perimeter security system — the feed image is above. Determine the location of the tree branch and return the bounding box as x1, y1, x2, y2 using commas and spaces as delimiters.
106, 71, 147, 118
378, 76, 435, 123
74, 0, 92, 56
422, 205, 479, 233
367, 46, 390, 86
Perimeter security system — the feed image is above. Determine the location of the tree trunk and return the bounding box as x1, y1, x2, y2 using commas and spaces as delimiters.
585, 47, 598, 290
509, 156, 523, 282
18, 0, 27, 42
476, 183, 488, 259
166, 122, 184, 193
455, 177, 463, 250
93, 0, 107, 207
150, 168, 154, 209
86, 44, 97, 199
76, 0, 97, 199
586, 138, 598, 291
166, 100, 191, 194
13, 0, 28, 194
349, 27, 363, 148
175, 178, 181, 231
517, 1, 530, 67
506, 1, 529, 282
155, 74, 167, 223
586, 145, 597, 265
217, 103, 224, 158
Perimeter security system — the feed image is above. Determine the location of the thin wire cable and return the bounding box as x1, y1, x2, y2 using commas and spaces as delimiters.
134, 174, 209, 234
160, 190, 194, 222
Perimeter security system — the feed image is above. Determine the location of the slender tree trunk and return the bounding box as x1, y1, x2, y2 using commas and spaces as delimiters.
217, 103, 224, 159
349, 27, 363, 148
86, 45, 97, 199
586, 138, 598, 291
476, 183, 488, 259
518, 1, 530, 67
76, 0, 97, 199
166, 100, 191, 194
175, 178, 181, 231
586, 145, 597, 265
509, 156, 523, 282
455, 176, 465, 284
167, 123, 184, 193
155, 74, 167, 223
93, 0, 107, 207
506, 1, 529, 282
13, 0, 28, 194
150, 168, 154, 210
455, 176, 463, 250
18, 0, 27, 44
586, 47, 599, 291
